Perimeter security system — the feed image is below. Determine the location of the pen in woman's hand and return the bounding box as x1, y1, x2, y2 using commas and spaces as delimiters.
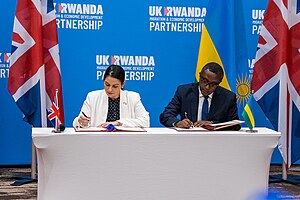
81, 112, 90, 122
80, 111, 90, 127
81, 111, 89, 118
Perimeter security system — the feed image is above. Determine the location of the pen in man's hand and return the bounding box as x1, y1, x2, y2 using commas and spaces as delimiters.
184, 112, 194, 128
184, 112, 188, 119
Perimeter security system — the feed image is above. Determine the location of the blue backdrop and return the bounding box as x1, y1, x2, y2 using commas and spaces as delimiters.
1, 0, 287, 165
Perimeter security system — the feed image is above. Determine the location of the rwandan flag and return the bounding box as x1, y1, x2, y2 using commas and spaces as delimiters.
196, 0, 252, 116
242, 95, 255, 130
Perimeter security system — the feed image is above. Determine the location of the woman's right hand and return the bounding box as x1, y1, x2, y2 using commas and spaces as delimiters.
78, 114, 90, 128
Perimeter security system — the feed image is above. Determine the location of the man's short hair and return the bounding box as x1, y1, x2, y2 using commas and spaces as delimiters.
201, 62, 224, 79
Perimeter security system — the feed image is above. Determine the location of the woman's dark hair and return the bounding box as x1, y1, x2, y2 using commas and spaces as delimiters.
104, 65, 125, 83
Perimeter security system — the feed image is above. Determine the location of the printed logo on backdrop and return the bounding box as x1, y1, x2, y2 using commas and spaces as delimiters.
0, 53, 10, 79
149, 6, 206, 32
96, 55, 155, 81
251, 9, 264, 35
235, 60, 254, 107
236, 73, 252, 107
235, 9, 265, 105
54, 3, 104, 30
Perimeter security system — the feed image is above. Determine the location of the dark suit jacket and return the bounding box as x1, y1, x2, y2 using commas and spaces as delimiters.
160, 83, 240, 130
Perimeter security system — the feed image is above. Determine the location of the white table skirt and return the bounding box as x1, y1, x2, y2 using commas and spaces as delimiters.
32, 127, 280, 200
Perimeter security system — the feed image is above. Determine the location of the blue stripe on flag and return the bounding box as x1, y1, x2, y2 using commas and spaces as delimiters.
15, 82, 52, 127
291, 103, 300, 164
256, 83, 279, 131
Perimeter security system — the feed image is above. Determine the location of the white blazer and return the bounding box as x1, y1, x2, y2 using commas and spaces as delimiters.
73, 90, 150, 128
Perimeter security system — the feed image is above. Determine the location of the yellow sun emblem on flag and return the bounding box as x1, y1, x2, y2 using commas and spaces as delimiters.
236, 74, 251, 106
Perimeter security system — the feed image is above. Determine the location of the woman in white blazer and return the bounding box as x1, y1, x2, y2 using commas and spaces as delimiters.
73, 65, 150, 128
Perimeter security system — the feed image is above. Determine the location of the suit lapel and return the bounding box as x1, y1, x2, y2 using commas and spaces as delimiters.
191, 83, 199, 122
209, 87, 220, 118
120, 90, 128, 119
98, 91, 108, 124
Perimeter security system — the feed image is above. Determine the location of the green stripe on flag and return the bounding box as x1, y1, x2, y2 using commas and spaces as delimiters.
242, 104, 255, 129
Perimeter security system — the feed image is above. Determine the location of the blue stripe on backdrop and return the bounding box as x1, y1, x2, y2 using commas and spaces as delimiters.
0, 0, 32, 165
0, 82, 32, 164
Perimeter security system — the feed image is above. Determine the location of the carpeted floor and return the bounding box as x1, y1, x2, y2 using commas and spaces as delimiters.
268, 165, 300, 199
0, 165, 300, 199
0, 167, 36, 200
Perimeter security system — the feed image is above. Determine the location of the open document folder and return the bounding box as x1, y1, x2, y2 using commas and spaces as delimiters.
175, 120, 244, 131
74, 126, 146, 132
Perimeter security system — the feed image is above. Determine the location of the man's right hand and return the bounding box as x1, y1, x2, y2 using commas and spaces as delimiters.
174, 118, 193, 128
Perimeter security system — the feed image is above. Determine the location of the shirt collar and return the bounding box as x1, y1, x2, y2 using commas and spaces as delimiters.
198, 86, 213, 99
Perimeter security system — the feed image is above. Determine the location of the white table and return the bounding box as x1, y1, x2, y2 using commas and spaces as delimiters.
32, 127, 280, 200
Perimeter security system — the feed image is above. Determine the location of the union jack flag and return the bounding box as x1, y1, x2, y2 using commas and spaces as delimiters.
48, 89, 63, 128
252, 0, 300, 168
8, 0, 64, 127
48, 101, 59, 122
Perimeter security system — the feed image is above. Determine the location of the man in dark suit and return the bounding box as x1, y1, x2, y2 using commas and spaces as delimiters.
160, 62, 240, 130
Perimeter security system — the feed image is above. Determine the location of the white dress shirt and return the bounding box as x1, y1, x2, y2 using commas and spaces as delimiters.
197, 87, 213, 121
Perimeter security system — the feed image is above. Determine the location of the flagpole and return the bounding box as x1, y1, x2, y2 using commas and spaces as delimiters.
31, 140, 37, 180
55, 89, 59, 132
282, 161, 287, 180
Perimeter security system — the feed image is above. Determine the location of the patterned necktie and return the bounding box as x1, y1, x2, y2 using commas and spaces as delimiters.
202, 96, 209, 120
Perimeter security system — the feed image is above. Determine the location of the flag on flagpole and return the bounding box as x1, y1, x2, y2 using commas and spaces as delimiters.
242, 95, 255, 130
195, 0, 251, 114
48, 89, 63, 129
252, 0, 300, 168
8, 0, 64, 127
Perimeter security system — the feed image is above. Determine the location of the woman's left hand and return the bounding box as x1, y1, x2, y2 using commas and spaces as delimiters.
98, 121, 121, 127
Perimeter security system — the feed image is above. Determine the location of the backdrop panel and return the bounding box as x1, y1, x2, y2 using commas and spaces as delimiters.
1, 0, 286, 165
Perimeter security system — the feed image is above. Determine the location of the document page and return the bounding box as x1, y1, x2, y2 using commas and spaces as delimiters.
175, 127, 207, 132
74, 126, 146, 132
74, 127, 107, 132
204, 120, 244, 130
208, 120, 244, 127
115, 126, 146, 132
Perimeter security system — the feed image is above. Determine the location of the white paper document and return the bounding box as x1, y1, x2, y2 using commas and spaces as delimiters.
174, 127, 207, 132
74, 126, 146, 132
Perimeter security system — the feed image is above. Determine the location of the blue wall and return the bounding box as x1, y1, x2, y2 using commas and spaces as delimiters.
0, 0, 288, 165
